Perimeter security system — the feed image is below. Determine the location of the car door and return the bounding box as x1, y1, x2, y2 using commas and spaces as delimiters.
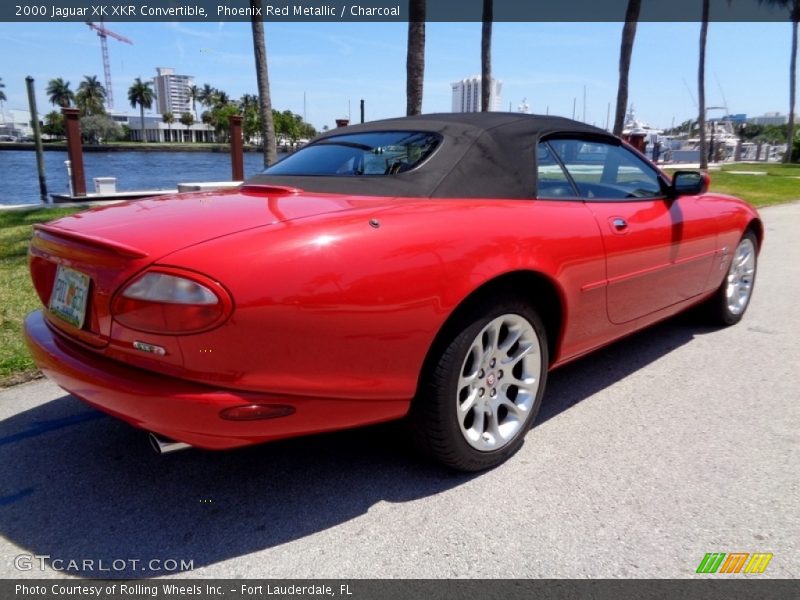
545, 137, 717, 324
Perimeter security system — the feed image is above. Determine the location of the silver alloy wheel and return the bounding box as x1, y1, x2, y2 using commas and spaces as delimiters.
725, 237, 756, 316
456, 313, 542, 452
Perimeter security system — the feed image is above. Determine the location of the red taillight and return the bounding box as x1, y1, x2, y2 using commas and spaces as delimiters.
111, 268, 232, 334
219, 404, 296, 421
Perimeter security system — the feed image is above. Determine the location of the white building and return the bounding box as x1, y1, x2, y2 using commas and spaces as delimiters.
122, 114, 214, 143
153, 67, 194, 116
747, 112, 800, 126
0, 108, 33, 138
451, 76, 502, 113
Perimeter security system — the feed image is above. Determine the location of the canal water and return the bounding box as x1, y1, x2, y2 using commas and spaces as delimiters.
0, 150, 275, 206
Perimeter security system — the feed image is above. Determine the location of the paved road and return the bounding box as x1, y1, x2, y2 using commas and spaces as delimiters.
1, 203, 797, 580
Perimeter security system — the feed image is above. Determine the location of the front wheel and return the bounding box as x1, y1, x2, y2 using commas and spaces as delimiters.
706, 231, 758, 326
411, 299, 549, 471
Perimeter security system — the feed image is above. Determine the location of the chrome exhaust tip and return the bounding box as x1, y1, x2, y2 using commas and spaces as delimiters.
148, 433, 191, 455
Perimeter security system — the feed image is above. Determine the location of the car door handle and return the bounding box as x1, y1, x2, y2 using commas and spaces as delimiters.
611, 217, 628, 231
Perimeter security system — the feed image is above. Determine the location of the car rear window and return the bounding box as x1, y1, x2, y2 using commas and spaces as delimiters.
262, 131, 442, 176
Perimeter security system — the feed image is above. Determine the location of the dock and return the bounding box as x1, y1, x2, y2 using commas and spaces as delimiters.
50, 189, 178, 203
49, 181, 242, 204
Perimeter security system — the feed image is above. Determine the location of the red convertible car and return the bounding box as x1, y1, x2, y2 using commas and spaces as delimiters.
24, 113, 761, 471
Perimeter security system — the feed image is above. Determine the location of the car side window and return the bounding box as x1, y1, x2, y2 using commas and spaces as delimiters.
547, 138, 665, 201
535, 142, 578, 198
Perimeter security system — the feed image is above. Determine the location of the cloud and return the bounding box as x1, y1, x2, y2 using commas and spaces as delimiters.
175, 39, 185, 63
163, 22, 234, 40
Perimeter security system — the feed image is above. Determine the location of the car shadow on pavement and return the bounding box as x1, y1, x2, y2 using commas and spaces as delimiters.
0, 395, 473, 579
0, 312, 718, 579
538, 310, 716, 425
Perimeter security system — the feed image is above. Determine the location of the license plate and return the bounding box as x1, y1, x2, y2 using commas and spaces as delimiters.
49, 265, 90, 328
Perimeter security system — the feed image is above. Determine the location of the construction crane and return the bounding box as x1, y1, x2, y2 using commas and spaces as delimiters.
85, 20, 133, 110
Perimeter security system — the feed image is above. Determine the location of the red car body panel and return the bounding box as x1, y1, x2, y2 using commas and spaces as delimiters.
585, 195, 719, 324
25, 311, 408, 449
23, 113, 762, 452
24, 186, 759, 450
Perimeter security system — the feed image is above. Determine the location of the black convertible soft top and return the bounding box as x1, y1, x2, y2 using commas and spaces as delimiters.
246, 112, 616, 199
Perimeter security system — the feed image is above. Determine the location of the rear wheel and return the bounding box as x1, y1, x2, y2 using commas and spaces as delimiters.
411, 299, 548, 471
706, 231, 758, 326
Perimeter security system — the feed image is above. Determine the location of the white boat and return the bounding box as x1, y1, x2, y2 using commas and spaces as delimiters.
621, 106, 670, 162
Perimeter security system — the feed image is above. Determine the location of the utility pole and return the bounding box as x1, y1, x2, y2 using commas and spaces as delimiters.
25, 76, 47, 202
583, 85, 586, 122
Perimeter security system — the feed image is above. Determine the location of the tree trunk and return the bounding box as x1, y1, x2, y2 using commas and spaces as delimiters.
698, 0, 710, 170
613, 0, 641, 135
140, 104, 145, 143
481, 0, 493, 112
406, 0, 426, 116
785, 12, 797, 162
251, 0, 278, 167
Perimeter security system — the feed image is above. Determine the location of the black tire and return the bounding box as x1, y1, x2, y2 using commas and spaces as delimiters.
410, 298, 549, 471
704, 231, 758, 326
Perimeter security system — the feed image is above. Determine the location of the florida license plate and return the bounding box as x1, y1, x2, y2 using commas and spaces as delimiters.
49, 265, 90, 328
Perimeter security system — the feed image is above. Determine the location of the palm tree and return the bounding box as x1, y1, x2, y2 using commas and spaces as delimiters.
0, 77, 6, 120
698, 0, 710, 169
162, 112, 175, 142
250, 0, 278, 166
239, 93, 258, 112
42, 111, 65, 139
239, 93, 259, 143
789, 1, 800, 161
214, 90, 230, 107
613, 0, 642, 135
187, 84, 199, 119
481, 0, 493, 112
198, 83, 216, 109
128, 77, 154, 143
180, 112, 194, 142
761, 0, 799, 162
406, 0, 426, 115
46, 78, 75, 108
76, 75, 106, 116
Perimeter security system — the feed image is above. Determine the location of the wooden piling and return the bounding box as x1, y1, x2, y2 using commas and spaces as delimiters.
62, 107, 86, 197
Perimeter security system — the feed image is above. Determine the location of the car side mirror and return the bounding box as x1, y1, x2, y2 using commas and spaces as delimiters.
670, 171, 710, 197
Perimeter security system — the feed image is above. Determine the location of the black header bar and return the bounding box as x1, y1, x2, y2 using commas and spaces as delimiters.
2, 0, 797, 23
3, 579, 800, 600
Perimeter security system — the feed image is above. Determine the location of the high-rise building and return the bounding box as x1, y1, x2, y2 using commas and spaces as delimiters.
153, 67, 194, 115
451, 76, 502, 113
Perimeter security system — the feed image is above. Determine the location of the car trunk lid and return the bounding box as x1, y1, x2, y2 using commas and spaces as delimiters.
29, 186, 389, 347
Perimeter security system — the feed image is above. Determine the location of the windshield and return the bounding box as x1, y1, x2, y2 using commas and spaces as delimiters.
262, 131, 441, 176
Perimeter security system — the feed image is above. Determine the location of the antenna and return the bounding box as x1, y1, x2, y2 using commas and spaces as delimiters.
714, 73, 730, 115
681, 77, 698, 109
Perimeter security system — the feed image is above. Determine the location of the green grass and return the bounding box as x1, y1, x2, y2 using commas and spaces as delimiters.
713, 163, 800, 208
664, 163, 800, 208
718, 163, 800, 177
0, 207, 82, 386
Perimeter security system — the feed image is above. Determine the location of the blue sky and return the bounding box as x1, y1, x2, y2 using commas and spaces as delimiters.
0, 20, 795, 131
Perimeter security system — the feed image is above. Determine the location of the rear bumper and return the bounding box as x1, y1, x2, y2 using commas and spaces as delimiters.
24, 310, 409, 449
